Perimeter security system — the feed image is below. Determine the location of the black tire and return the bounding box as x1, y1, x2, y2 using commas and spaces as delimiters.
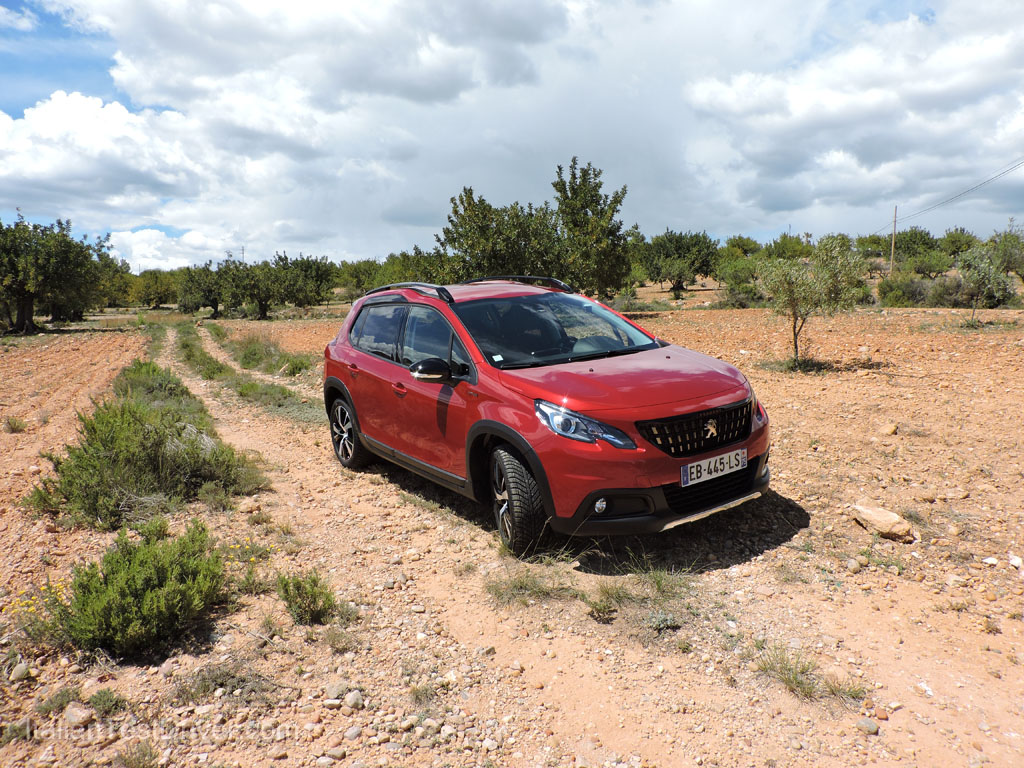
329, 398, 370, 469
491, 447, 546, 556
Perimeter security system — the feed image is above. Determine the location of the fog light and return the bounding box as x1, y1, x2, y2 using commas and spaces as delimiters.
594, 498, 607, 514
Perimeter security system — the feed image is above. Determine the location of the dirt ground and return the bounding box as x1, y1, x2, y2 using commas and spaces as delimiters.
1, 299, 1022, 768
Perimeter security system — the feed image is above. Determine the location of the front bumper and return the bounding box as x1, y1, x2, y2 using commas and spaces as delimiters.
546, 452, 770, 536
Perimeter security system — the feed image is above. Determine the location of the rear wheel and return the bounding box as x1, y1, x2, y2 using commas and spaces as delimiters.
329, 398, 370, 469
491, 447, 546, 556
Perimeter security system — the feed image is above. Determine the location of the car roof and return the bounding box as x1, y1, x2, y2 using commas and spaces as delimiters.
364, 280, 567, 305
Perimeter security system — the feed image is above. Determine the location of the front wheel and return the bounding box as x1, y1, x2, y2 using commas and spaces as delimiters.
329, 398, 370, 469
491, 447, 546, 556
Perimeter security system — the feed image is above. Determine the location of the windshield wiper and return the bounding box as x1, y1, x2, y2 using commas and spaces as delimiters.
566, 347, 644, 363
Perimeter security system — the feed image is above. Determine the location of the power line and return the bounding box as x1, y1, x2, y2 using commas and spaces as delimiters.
870, 154, 1024, 235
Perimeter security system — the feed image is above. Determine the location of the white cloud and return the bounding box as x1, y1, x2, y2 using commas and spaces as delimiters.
0, 5, 37, 31
3, 0, 1024, 268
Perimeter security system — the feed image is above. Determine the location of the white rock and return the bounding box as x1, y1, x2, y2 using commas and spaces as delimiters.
852, 500, 913, 542
65, 703, 94, 728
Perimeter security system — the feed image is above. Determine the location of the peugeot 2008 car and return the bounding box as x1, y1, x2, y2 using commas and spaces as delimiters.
323, 276, 770, 554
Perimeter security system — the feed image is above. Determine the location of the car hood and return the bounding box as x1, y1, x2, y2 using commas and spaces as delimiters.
497, 345, 749, 413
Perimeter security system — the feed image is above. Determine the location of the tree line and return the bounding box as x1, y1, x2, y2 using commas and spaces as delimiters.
4, 157, 1022, 336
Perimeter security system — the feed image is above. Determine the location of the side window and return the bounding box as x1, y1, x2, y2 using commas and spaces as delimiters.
401, 306, 454, 366
451, 335, 471, 377
352, 304, 405, 360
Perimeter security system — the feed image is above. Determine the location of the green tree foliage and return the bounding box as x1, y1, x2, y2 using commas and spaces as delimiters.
716, 252, 764, 308
907, 250, 952, 279
551, 157, 630, 297
433, 188, 561, 283
989, 219, 1024, 283
725, 235, 761, 257
648, 230, 719, 290
94, 250, 136, 308
759, 234, 865, 364
0, 216, 112, 332
938, 227, 979, 261
761, 233, 813, 261
959, 243, 1015, 324
177, 262, 222, 317
892, 226, 938, 265
136, 269, 178, 309
855, 234, 889, 277
274, 252, 335, 307
337, 258, 382, 298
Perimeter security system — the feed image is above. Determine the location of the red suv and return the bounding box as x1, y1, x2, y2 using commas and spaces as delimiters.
324, 277, 770, 554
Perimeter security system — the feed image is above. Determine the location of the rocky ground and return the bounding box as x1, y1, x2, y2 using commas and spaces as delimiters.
1, 299, 1022, 768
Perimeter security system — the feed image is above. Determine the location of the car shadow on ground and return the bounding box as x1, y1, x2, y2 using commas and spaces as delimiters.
365, 460, 807, 575
565, 490, 810, 577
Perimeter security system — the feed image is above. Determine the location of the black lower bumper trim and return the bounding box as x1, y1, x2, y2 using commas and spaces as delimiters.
547, 454, 769, 536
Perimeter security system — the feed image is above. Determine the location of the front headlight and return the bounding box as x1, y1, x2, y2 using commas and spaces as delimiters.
749, 382, 765, 424
535, 400, 636, 449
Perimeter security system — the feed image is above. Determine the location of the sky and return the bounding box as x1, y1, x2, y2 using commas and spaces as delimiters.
1, 0, 1022, 272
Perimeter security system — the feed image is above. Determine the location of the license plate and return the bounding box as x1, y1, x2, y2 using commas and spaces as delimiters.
681, 449, 747, 487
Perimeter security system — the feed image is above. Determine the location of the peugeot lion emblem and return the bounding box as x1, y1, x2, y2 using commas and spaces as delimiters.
704, 418, 718, 439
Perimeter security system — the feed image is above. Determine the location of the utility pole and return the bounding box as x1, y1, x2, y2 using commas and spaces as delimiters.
889, 205, 897, 274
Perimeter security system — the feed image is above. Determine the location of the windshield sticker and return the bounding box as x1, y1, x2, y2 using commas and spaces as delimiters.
492, 354, 503, 362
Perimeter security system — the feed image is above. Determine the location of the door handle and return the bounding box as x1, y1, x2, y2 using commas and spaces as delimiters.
391, 382, 407, 397
347, 363, 359, 378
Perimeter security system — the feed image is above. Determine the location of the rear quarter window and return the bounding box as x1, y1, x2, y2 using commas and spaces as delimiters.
350, 304, 405, 360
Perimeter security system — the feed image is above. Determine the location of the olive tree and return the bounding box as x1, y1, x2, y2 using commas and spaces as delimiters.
958, 244, 1014, 326
759, 234, 864, 366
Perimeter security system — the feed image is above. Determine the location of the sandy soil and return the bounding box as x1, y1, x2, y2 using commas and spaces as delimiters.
1, 304, 1022, 768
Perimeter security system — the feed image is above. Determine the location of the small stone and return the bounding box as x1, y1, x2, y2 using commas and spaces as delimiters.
237, 498, 261, 514
9, 662, 30, 682
324, 682, 346, 700
326, 747, 346, 759
267, 745, 287, 760
874, 708, 889, 721
846, 559, 862, 574
316, 758, 334, 767
344, 725, 362, 740
982, 557, 998, 567
159, 660, 175, 678
482, 737, 499, 751
410, 605, 426, 614
855, 554, 870, 566
881, 423, 898, 436
1009, 555, 1023, 570
856, 718, 879, 735
343, 690, 364, 709
65, 703, 94, 728
322, 699, 342, 709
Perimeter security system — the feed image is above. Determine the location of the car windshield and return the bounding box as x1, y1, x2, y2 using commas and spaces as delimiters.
452, 292, 658, 369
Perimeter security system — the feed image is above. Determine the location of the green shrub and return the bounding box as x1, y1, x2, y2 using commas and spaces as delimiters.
276, 570, 337, 625
878, 272, 929, 307
49, 521, 226, 658
89, 688, 129, 717
4, 416, 29, 434
36, 685, 81, 715
26, 361, 265, 529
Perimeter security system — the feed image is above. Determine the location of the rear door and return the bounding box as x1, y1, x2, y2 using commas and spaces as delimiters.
346, 302, 407, 446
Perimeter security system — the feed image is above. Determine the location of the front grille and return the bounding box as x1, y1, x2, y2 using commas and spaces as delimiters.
636, 400, 752, 458
661, 459, 760, 517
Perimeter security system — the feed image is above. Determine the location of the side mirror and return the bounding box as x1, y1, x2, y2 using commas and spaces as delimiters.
409, 357, 452, 382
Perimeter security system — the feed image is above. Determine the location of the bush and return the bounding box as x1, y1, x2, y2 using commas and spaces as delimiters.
46, 521, 225, 658
276, 570, 337, 625
26, 361, 265, 529
89, 688, 129, 717
878, 272, 929, 307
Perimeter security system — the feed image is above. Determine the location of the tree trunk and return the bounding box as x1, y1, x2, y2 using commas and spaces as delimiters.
14, 295, 38, 334
791, 314, 800, 364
